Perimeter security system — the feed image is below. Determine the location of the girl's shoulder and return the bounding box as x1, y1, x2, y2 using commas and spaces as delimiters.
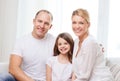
47, 56, 57, 62
46, 56, 58, 67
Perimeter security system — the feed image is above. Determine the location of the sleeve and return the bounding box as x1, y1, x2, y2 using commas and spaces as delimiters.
75, 40, 98, 81
11, 39, 23, 57
46, 57, 55, 68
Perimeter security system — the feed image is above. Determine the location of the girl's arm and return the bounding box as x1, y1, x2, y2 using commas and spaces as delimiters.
72, 72, 76, 81
46, 64, 52, 81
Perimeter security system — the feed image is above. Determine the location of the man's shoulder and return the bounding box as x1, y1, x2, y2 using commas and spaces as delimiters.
15, 33, 32, 43
46, 33, 55, 38
46, 33, 56, 40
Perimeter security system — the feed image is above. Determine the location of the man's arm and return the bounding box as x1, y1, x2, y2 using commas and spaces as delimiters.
9, 54, 34, 81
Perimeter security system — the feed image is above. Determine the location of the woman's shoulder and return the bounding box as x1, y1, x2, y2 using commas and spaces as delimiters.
86, 35, 98, 44
82, 35, 100, 49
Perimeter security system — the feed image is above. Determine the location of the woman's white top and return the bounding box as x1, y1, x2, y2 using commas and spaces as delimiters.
72, 35, 114, 81
46, 56, 72, 81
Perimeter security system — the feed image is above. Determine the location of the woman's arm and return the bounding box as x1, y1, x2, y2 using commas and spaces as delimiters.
74, 41, 98, 81
46, 64, 52, 81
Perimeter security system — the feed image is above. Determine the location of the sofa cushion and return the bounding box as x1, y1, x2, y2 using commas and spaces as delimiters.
0, 62, 9, 73
106, 58, 120, 81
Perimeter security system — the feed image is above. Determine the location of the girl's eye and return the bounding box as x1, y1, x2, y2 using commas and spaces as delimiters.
64, 42, 68, 45
58, 43, 61, 46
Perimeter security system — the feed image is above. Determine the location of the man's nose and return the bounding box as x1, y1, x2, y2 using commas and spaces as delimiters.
40, 23, 45, 28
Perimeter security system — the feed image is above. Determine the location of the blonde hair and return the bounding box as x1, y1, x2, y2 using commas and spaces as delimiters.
72, 8, 90, 23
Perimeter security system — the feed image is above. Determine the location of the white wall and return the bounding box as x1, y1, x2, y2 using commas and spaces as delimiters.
16, 0, 45, 38
97, 0, 109, 56
1, 0, 116, 62
107, 0, 120, 57
0, 0, 18, 62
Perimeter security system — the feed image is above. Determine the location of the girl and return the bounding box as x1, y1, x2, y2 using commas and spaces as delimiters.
46, 32, 74, 81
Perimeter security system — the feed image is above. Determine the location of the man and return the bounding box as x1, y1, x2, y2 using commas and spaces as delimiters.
0, 10, 55, 81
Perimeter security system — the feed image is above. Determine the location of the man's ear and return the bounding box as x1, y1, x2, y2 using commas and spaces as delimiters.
33, 19, 35, 25
49, 24, 52, 29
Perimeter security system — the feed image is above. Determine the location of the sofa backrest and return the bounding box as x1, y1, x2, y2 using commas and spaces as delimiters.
0, 62, 9, 73
106, 58, 120, 81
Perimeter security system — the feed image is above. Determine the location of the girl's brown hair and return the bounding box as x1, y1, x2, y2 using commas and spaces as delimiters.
53, 32, 74, 63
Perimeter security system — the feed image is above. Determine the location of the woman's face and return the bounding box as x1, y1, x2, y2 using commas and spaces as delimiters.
72, 15, 89, 38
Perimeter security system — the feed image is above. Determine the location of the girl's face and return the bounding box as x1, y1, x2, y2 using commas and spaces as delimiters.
72, 15, 89, 38
57, 37, 70, 55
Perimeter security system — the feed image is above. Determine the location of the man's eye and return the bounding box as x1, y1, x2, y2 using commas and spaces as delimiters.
38, 20, 42, 23
45, 22, 49, 26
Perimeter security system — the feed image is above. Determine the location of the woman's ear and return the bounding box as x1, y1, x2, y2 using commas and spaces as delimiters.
88, 22, 90, 28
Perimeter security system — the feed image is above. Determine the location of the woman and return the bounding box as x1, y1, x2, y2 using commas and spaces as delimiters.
71, 8, 114, 81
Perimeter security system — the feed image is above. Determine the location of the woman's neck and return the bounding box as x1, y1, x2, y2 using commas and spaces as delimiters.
75, 33, 89, 57
79, 32, 89, 44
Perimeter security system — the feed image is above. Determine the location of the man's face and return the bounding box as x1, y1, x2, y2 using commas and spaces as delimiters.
33, 12, 52, 39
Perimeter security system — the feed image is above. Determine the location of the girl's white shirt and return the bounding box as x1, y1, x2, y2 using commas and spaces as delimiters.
46, 56, 72, 81
72, 35, 114, 81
